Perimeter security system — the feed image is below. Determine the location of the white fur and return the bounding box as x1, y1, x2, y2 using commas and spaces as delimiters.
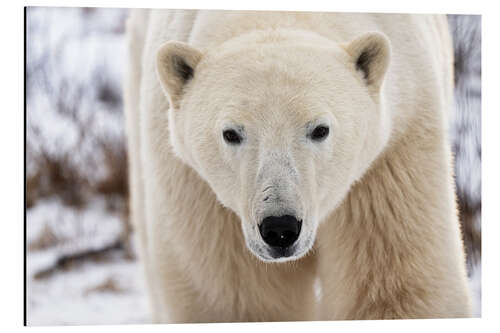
124, 10, 472, 322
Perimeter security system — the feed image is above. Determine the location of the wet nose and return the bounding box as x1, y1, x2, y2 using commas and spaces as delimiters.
258, 215, 302, 248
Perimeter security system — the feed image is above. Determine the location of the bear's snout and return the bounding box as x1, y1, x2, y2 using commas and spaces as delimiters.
258, 215, 302, 251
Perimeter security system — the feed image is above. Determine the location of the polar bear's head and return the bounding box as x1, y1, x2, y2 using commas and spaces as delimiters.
156, 30, 391, 262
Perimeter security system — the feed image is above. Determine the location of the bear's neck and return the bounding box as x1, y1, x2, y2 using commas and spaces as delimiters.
317, 125, 470, 318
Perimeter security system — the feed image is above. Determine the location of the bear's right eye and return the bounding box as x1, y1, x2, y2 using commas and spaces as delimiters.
223, 129, 242, 145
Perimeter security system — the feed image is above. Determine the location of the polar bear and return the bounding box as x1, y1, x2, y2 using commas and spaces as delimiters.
124, 9, 472, 322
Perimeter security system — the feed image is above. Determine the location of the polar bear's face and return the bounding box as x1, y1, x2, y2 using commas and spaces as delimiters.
157, 31, 391, 262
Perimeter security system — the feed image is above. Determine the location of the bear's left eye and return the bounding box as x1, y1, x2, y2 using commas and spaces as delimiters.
223, 129, 243, 145
310, 125, 330, 141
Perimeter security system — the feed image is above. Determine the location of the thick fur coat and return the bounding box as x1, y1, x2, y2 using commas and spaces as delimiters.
124, 10, 472, 322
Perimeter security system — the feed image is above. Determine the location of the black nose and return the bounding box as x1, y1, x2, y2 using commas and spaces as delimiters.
259, 215, 302, 248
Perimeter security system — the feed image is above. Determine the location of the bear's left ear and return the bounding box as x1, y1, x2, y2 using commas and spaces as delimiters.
156, 41, 203, 109
344, 32, 391, 93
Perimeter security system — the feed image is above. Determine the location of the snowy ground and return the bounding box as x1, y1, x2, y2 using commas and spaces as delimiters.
27, 249, 149, 325
469, 260, 481, 317
26, 198, 150, 325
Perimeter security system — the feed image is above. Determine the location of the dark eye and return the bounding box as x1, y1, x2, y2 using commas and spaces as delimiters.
223, 129, 242, 144
310, 125, 329, 141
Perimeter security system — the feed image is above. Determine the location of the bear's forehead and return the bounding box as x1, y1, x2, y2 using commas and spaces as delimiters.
196, 43, 354, 103
201, 37, 350, 77
213, 89, 330, 130
198, 54, 334, 101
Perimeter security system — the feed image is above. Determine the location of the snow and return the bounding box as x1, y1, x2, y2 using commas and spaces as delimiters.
469, 259, 482, 317
26, 197, 124, 277
27, 252, 150, 326
26, 197, 151, 325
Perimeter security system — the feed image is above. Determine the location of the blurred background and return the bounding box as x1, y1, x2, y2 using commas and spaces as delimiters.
25, 7, 482, 325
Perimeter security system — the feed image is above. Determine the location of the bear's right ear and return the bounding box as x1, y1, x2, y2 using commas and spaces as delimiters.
156, 41, 203, 109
